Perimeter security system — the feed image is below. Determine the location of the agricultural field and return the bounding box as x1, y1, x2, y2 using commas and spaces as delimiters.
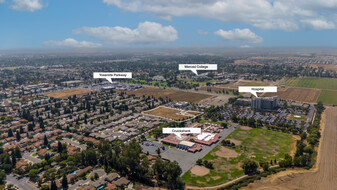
143, 106, 200, 121
317, 90, 337, 105
182, 126, 295, 187
262, 87, 320, 103
285, 77, 337, 90
44, 88, 93, 99
126, 87, 212, 103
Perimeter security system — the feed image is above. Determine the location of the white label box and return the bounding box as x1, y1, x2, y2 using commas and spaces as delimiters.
179, 64, 217, 75
93, 72, 132, 83
238, 86, 277, 97
162, 128, 201, 138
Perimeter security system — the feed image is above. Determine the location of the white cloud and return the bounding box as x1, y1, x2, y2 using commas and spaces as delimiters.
197, 29, 208, 35
73, 21, 178, 45
103, 0, 337, 31
239, 45, 251, 48
0, 0, 5, 4
301, 19, 336, 30
43, 38, 102, 48
11, 0, 44, 12
215, 28, 263, 44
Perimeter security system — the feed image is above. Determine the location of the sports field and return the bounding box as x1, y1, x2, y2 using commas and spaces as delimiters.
182, 126, 295, 187
285, 77, 337, 90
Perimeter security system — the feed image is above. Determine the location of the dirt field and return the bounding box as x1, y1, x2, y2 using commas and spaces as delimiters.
198, 95, 232, 106
143, 106, 200, 121
190, 165, 210, 176
44, 88, 93, 99
309, 64, 337, 72
227, 139, 242, 146
262, 87, 321, 103
234, 60, 263, 66
126, 87, 212, 103
243, 107, 337, 190
240, 126, 252, 130
214, 146, 239, 158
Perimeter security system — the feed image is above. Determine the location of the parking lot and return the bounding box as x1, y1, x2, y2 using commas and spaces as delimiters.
140, 140, 169, 155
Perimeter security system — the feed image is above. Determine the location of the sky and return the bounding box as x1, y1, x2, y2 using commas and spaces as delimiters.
2, 0, 337, 49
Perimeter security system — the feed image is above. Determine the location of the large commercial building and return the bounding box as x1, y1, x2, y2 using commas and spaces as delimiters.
251, 96, 278, 111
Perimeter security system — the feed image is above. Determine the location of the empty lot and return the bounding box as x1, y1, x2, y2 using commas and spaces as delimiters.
127, 87, 212, 103
44, 88, 93, 99
143, 106, 200, 121
243, 107, 337, 190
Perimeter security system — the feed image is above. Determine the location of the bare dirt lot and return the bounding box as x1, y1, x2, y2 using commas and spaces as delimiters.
240, 126, 252, 130
242, 107, 337, 190
227, 139, 242, 146
143, 106, 200, 121
44, 88, 93, 99
262, 87, 321, 103
190, 165, 210, 176
309, 64, 337, 72
214, 146, 239, 158
198, 95, 232, 106
126, 87, 212, 103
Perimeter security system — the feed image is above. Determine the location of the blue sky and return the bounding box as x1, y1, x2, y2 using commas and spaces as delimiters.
2, 0, 337, 49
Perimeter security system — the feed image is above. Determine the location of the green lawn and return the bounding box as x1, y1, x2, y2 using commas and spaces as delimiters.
318, 90, 337, 105
286, 77, 337, 90
288, 114, 307, 121
182, 127, 294, 187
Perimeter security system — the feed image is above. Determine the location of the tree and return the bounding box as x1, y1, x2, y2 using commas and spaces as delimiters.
196, 159, 203, 165
262, 162, 269, 172
14, 146, 22, 158
16, 130, 21, 141
57, 141, 63, 153
51, 179, 58, 190
8, 128, 13, 137
11, 153, 16, 168
61, 174, 68, 188
0, 170, 6, 184
156, 147, 161, 156
44, 135, 48, 146
94, 172, 99, 180
29, 169, 39, 181
242, 159, 258, 174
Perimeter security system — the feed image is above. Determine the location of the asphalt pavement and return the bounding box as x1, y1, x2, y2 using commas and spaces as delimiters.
6, 175, 38, 190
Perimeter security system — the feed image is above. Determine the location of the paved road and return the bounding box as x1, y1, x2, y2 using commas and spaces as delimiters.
61, 138, 87, 150
161, 125, 237, 175
6, 175, 38, 190
69, 169, 106, 190
23, 152, 42, 164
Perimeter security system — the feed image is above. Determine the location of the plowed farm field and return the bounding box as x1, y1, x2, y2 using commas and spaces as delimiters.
262, 87, 320, 103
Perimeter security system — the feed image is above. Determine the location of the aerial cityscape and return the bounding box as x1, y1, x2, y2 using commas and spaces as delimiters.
1, 1, 337, 190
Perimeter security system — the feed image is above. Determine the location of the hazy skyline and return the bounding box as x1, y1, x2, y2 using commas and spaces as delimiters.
2, 0, 337, 49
